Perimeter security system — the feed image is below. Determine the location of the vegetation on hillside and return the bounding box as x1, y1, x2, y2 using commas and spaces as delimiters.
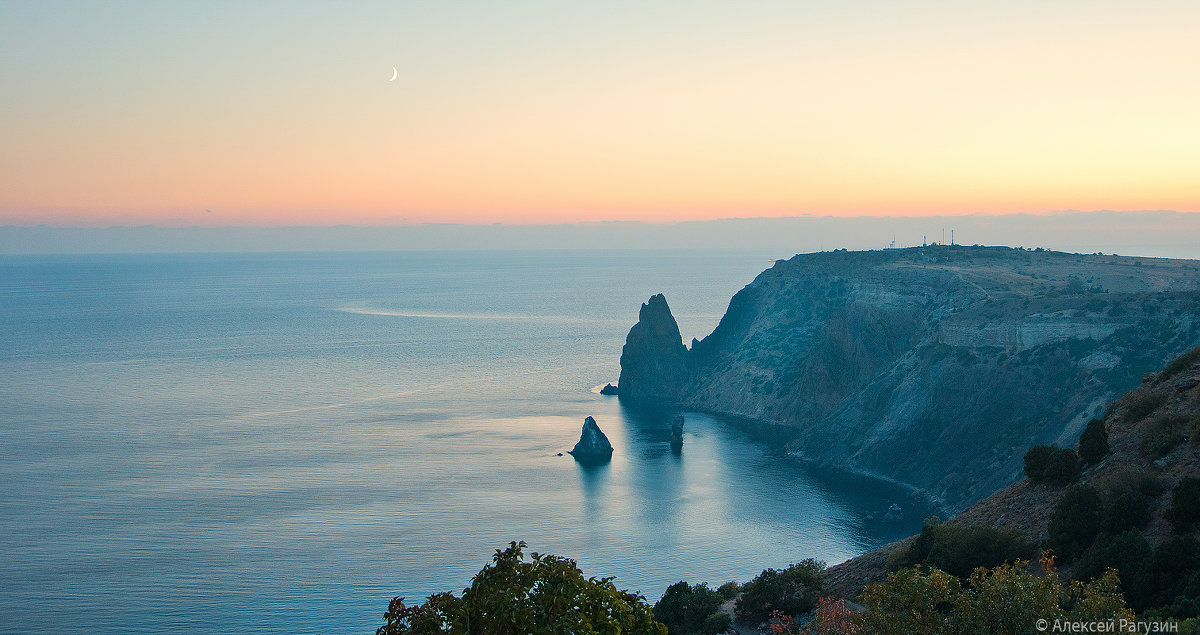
734, 560, 825, 623
1078, 418, 1110, 465
376, 542, 665, 635
888, 519, 1035, 578
1023, 445, 1081, 486
653, 581, 730, 635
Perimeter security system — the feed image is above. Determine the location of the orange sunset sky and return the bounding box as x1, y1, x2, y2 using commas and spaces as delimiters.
2, 1, 1198, 227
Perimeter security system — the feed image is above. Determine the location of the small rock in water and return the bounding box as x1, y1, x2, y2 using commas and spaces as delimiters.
883, 503, 903, 522
599, 383, 619, 395
669, 414, 684, 452
568, 416, 614, 464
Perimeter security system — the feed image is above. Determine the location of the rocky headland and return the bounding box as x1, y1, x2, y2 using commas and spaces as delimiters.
617, 246, 1200, 511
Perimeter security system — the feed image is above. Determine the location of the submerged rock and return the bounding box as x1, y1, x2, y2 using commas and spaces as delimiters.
569, 416, 614, 464
669, 414, 684, 452
599, 383, 619, 395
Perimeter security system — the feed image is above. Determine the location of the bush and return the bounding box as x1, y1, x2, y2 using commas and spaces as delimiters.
1078, 418, 1110, 466
702, 612, 731, 634
1141, 413, 1190, 458
894, 519, 1036, 579
1047, 484, 1103, 562
734, 559, 824, 622
1103, 492, 1151, 534
376, 542, 666, 635
859, 557, 1131, 635
1157, 345, 1200, 385
716, 581, 740, 601
1130, 536, 1200, 611
1168, 478, 1200, 532
1123, 392, 1167, 423
1138, 475, 1167, 498
653, 581, 725, 635
858, 566, 961, 635
1024, 445, 1080, 486
1073, 530, 1152, 583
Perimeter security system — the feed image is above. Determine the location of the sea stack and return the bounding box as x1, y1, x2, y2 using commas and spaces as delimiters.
617, 294, 691, 405
669, 414, 684, 452
569, 416, 614, 464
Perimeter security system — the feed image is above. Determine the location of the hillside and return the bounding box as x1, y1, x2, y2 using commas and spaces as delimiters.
823, 346, 1200, 605
618, 245, 1200, 510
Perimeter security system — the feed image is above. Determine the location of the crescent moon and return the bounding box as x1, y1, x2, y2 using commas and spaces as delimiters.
389, 67, 398, 81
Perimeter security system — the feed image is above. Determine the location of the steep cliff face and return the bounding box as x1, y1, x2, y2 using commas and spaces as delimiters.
620, 246, 1200, 511
617, 293, 691, 405
823, 345, 1200, 600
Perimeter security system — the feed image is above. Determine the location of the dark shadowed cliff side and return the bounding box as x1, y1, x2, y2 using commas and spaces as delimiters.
823, 346, 1200, 601
617, 294, 691, 405
618, 246, 1200, 511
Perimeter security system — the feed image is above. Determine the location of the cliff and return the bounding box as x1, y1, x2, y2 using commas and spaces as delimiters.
618, 246, 1200, 511
617, 294, 691, 405
822, 345, 1200, 601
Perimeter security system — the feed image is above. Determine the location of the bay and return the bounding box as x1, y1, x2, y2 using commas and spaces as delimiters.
0, 250, 931, 633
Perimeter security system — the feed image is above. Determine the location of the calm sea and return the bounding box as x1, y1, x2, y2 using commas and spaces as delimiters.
0, 250, 931, 634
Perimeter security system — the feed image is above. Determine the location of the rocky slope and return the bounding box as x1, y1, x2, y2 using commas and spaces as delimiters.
617, 246, 1200, 510
822, 346, 1200, 600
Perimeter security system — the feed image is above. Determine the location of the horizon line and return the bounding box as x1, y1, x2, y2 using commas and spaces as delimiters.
4, 208, 1197, 230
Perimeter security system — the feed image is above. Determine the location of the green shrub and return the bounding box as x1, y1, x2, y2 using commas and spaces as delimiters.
1104, 492, 1151, 534
702, 612, 731, 634
653, 582, 724, 635
1157, 345, 1200, 385
1123, 392, 1168, 423
1168, 478, 1200, 533
1073, 530, 1152, 583
1024, 445, 1080, 486
376, 542, 666, 635
858, 566, 961, 635
859, 558, 1131, 635
894, 519, 1036, 579
734, 559, 824, 622
716, 581, 740, 601
1138, 475, 1167, 498
1141, 413, 1190, 458
1129, 536, 1200, 611
1047, 484, 1103, 562
1078, 418, 1110, 465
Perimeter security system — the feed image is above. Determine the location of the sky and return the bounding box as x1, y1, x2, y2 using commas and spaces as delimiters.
2, 1, 1198, 227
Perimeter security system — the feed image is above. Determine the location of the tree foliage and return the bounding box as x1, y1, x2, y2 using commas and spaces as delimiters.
1024, 445, 1080, 486
735, 560, 825, 622
653, 581, 727, 635
858, 556, 1131, 635
377, 541, 666, 635
1078, 418, 1110, 466
1072, 530, 1153, 585
1103, 492, 1151, 534
893, 519, 1035, 579
1047, 484, 1103, 562
1168, 478, 1200, 533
